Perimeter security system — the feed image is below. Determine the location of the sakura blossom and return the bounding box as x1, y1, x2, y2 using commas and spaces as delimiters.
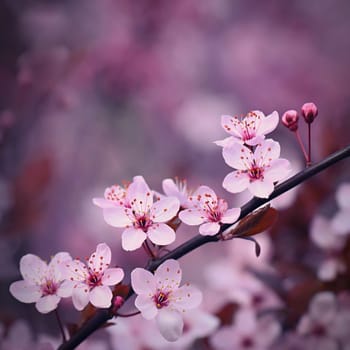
210, 308, 281, 350
310, 216, 346, 281
222, 139, 291, 198
215, 110, 279, 147
64, 243, 124, 310
161, 178, 191, 208
131, 259, 202, 342
9, 252, 72, 314
331, 182, 350, 235
179, 185, 240, 236
103, 176, 180, 251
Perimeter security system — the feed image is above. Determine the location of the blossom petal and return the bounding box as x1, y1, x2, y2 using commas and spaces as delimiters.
199, 222, 220, 236
89, 285, 112, 308
214, 136, 239, 148
57, 280, 73, 298
162, 179, 188, 206
151, 197, 180, 223
127, 176, 153, 214
9, 280, 42, 303
20, 254, 48, 284
88, 243, 111, 272
131, 268, 157, 295
135, 294, 158, 320
93, 197, 116, 208
221, 207, 241, 224
248, 179, 274, 198
171, 283, 202, 309
179, 209, 206, 225
264, 158, 291, 183
154, 259, 182, 290
64, 259, 88, 281
35, 295, 60, 314
222, 171, 249, 194
254, 139, 280, 167
156, 309, 183, 342
121, 227, 147, 251
221, 115, 243, 138
147, 223, 176, 246
103, 207, 132, 228
309, 292, 337, 323
101, 267, 124, 286
257, 110, 279, 135
223, 143, 253, 170
72, 284, 89, 311
48, 252, 72, 281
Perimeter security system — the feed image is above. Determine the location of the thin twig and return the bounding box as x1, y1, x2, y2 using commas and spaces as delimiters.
55, 308, 67, 343
58, 144, 350, 350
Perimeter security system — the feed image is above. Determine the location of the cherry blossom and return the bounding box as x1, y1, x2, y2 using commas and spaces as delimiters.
161, 178, 191, 208
331, 182, 350, 236
222, 139, 291, 198
9, 252, 72, 314
64, 243, 124, 310
210, 308, 281, 350
103, 176, 180, 251
310, 216, 346, 281
179, 185, 240, 236
215, 110, 279, 147
131, 259, 202, 342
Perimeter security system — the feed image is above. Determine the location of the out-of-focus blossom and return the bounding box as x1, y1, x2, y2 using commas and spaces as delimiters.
222, 139, 291, 198
210, 308, 281, 350
310, 216, 346, 281
64, 243, 124, 310
297, 292, 350, 349
161, 178, 191, 208
131, 259, 202, 341
103, 176, 180, 251
331, 182, 350, 235
179, 185, 240, 236
215, 110, 279, 147
9, 252, 72, 314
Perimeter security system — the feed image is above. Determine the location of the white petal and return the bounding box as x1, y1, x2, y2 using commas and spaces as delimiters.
199, 222, 220, 236
147, 223, 176, 246
64, 259, 88, 281
72, 284, 89, 311
254, 139, 281, 167
93, 197, 117, 208
221, 115, 244, 138
179, 209, 206, 225
331, 210, 350, 235
171, 283, 202, 310
221, 207, 241, 224
127, 177, 153, 214
131, 268, 156, 294
154, 259, 182, 289
89, 285, 112, 308
257, 110, 279, 135
35, 295, 60, 314
20, 254, 48, 284
318, 259, 339, 281
88, 243, 111, 272
48, 252, 72, 281
156, 309, 184, 342
264, 158, 291, 183
223, 143, 253, 170
222, 171, 249, 194
151, 197, 180, 223
57, 280, 73, 298
248, 179, 274, 198
101, 267, 124, 286
214, 136, 239, 148
121, 227, 147, 251
309, 292, 337, 323
335, 183, 350, 209
135, 294, 158, 320
9, 280, 42, 303
103, 207, 132, 228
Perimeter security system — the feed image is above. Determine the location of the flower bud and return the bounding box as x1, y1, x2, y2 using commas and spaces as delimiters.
301, 102, 318, 123
111, 296, 125, 314
282, 110, 299, 132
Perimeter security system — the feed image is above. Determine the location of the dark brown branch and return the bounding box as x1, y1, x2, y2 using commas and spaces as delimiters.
58, 144, 350, 350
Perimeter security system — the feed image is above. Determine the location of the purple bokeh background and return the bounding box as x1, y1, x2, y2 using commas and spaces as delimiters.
1, 0, 350, 347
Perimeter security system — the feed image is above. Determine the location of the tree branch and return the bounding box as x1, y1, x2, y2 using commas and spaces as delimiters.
58, 144, 350, 350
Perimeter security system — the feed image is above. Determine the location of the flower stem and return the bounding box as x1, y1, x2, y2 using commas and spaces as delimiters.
307, 122, 312, 166
294, 130, 309, 165
58, 144, 350, 350
142, 240, 156, 259
55, 308, 67, 343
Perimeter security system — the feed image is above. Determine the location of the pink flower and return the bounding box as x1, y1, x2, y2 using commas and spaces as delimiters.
131, 259, 202, 342
215, 110, 279, 147
161, 178, 191, 208
103, 176, 180, 251
331, 182, 350, 236
64, 243, 124, 310
210, 308, 281, 350
222, 139, 291, 198
9, 252, 73, 314
179, 185, 240, 236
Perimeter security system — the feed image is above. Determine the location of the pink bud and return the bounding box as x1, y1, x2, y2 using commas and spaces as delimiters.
112, 296, 124, 313
301, 102, 318, 123
282, 110, 299, 132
